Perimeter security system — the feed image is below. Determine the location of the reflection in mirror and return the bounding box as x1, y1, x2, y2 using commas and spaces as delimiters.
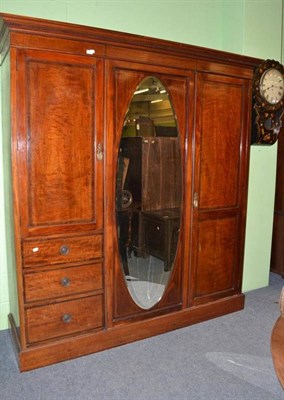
116, 76, 182, 309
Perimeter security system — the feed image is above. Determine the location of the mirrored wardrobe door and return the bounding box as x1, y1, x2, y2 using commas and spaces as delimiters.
106, 60, 193, 322
116, 76, 182, 310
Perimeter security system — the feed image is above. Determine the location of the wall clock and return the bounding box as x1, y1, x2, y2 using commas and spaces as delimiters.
252, 59, 284, 144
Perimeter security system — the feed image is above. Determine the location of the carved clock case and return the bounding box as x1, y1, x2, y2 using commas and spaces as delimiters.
0, 13, 259, 371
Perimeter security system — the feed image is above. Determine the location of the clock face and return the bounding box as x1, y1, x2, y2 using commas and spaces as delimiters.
259, 68, 284, 105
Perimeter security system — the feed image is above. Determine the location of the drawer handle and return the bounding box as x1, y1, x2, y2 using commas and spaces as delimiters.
60, 277, 71, 287
62, 313, 72, 324
59, 245, 70, 255
157, 226, 160, 230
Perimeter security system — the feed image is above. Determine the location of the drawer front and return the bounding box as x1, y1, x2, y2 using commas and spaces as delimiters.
26, 295, 103, 343
24, 263, 103, 302
23, 235, 102, 266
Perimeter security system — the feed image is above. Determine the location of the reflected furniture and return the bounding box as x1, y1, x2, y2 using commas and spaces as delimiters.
0, 13, 261, 371
119, 136, 181, 211
142, 209, 180, 271
117, 135, 181, 273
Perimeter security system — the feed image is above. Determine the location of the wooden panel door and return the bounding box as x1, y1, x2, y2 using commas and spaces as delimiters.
191, 72, 251, 305
105, 60, 194, 323
15, 50, 103, 237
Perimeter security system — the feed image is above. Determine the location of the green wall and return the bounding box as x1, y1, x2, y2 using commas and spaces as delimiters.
240, 0, 282, 292
0, 0, 283, 329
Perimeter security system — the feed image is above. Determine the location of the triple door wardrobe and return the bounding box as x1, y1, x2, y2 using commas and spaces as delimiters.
0, 12, 259, 371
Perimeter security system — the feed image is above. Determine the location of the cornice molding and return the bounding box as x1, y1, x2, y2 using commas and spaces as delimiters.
0, 12, 261, 69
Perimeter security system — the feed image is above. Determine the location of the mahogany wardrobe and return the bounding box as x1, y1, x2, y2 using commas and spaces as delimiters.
0, 13, 260, 371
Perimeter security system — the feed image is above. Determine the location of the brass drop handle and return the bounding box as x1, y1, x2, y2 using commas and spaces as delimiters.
62, 313, 72, 324
59, 245, 70, 255
60, 277, 71, 287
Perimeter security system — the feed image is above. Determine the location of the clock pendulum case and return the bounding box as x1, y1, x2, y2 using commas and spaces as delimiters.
252, 59, 284, 144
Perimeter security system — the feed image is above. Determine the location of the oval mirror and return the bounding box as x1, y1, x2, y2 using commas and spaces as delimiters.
116, 76, 182, 309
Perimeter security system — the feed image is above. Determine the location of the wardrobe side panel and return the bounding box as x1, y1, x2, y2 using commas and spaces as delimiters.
1, 51, 19, 326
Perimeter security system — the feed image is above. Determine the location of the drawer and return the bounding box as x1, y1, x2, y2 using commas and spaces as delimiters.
24, 263, 103, 302
26, 295, 103, 343
23, 235, 102, 266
